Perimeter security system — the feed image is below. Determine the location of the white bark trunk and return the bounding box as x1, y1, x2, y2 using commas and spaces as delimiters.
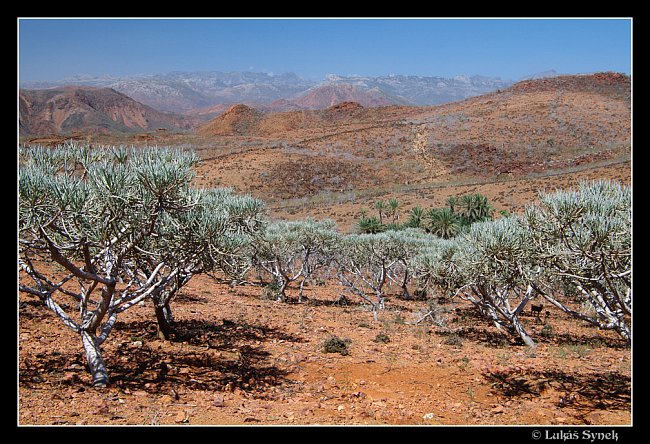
81, 331, 109, 388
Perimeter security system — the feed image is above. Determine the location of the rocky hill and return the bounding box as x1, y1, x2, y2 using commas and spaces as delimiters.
289, 83, 405, 109
198, 72, 630, 147
196, 104, 264, 136
193, 72, 630, 205
19, 86, 198, 136
197, 101, 422, 137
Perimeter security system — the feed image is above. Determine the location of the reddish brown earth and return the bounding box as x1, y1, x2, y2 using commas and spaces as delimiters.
19, 86, 198, 136
291, 83, 399, 108
19, 274, 630, 426
18, 73, 632, 426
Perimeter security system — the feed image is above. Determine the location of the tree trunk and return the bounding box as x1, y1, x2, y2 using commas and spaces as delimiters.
510, 315, 536, 349
155, 303, 175, 340
401, 268, 412, 300
276, 275, 288, 302
298, 278, 306, 303
81, 330, 109, 388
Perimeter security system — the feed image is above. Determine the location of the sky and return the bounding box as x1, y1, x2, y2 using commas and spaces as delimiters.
18, 18, 632, 82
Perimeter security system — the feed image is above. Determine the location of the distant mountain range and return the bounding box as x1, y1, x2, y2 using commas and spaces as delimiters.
21, 70, 520, 115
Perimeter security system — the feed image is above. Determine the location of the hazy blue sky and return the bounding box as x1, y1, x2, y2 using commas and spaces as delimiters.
18, 18, 632, 82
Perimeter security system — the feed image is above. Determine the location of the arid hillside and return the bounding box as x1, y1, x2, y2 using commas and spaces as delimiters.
190, 72, 630, 228
19, 86, 199, 136
18, 73, 631, 230
18, 73, 632, 427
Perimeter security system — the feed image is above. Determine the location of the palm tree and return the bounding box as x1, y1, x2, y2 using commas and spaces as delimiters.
458, 193, 494, 226
387, 198, 400, 223
426, 207, 460, 239
358, 215, 385, 234
473, 193, 495, 222
405, 205, 425, 229
446, 196, 458, 214
374, 200, 386, 224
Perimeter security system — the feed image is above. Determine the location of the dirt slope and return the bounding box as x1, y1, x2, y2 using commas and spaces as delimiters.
19, 86, 199, 136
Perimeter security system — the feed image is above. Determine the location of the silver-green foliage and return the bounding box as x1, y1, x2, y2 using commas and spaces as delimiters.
524, 179, 631, 343
452, 216, 541, 347
18, 144, 264, 385
252, 219, 340, 301
413, 179, 631, 346
336, 229, 432, 320
140, 186, 264, 339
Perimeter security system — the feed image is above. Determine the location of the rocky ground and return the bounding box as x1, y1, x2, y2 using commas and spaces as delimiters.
19, 274, 631, 426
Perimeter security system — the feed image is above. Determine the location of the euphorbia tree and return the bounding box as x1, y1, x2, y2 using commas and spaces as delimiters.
18, 144, 262, 385
449, 217, 542, 348
524, 180, 631, 344
138, 187, 264, 339
252, 219, 340, 302
336, 230, 427, 320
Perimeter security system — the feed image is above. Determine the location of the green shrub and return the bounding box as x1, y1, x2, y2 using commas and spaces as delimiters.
322, 336, 351, 355
374, 332, 391, 343
443, 333, 463, 348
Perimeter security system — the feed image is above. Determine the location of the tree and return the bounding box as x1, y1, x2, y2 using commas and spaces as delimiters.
252, 219, 340, 302
524, 180, 631, 344
374, 200, 386, 224
387, 198, 400, 223
451, 217, 542, 348
445, 196, 458, 214
457, 193, 494, 226
336, 230, 427, 319
18, 144, 264, 385
426, 207, 461, 239
357, 214, 385, 234
412, 237, 464, 299
415, 216, 542, 347
140, 187, 264, 339
404, 205, 425, 229
19, 145, 197, 385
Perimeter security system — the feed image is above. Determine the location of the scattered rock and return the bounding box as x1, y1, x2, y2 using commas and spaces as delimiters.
174, 411, 189, 423
62, 372, 78, 384
213, 395, 225, 407
491, 405, 505, 414
585, 411, 605, 424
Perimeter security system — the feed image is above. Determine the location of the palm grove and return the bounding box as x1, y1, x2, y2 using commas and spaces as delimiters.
19, 144, 631, 387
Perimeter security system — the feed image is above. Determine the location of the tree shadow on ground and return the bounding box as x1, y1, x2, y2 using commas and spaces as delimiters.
21, 318, 303, 398
173, 318, 306, 347
484, 368, 630, 411
106, 341, 291, 398
113, 317, 304, 347
19, 299, 65, 321
438, 326, 514, 348
536, 331, 628, 349
108, 318, 301, 397
113, 317, 304, 395
173, 291, 210, 304
443, 307, 629, 350
19, 350, 86, 386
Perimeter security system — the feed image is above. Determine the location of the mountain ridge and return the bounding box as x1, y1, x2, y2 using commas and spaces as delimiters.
19, 86, 198, 136
21, 70, 515, 114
